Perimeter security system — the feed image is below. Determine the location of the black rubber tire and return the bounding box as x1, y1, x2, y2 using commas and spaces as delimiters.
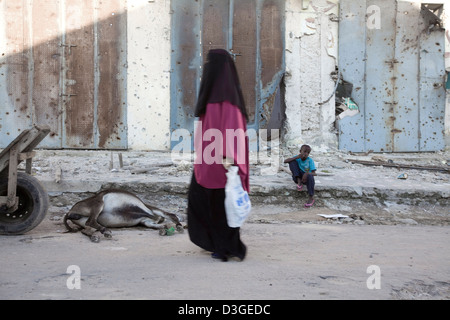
0, 172, 49, 235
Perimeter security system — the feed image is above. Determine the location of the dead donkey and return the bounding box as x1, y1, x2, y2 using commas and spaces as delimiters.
64, 189, 184, 242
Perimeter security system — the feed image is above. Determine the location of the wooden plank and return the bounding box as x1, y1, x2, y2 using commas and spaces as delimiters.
260, 0, 284, 88
32, 0, 62, 148
202, 0, 229, 57
0, 125, 50, 173
63, 0, 95, 148
232, 0, 257, 123
0, 0, 32, 147
0, 196, 19, 211
97, 0, 127, 149
170, 0, 201, 149
5, 145, 18, 209
18, 151, 36, 161
259, 0, 285, 131
0, 131, 32, 173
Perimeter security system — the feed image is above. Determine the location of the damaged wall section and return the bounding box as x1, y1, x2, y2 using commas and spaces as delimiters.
337, 0, 447, 152
284, 0, 339, 151
286, 0, 449, 153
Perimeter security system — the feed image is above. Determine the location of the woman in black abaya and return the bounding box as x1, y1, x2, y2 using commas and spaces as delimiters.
187, 49, 249, 262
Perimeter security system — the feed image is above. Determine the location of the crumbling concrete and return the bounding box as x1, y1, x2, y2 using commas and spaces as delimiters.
284, 0, 339, 150
25, 149, 450, 226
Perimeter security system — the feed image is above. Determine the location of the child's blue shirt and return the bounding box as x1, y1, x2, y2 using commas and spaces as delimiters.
296, 156, 316, 173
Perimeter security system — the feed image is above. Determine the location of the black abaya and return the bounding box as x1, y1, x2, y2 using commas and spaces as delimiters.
187, 173, 246, 261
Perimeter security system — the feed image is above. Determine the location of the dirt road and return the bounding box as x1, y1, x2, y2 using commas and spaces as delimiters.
1, 205, 449, 300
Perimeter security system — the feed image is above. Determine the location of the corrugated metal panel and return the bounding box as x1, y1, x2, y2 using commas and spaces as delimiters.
96, 0, 127, 149
419, 20, 446, 151
32, 0, 62, 148
260, 0, 284, 88
0, 0, 127, 150
232, 0, 257, 123
63, 0, 95, 148
259, 0, 285, 131
170, 0, 285, 150
394, 1, 420, 151
0, 0, 32, 146
338, 0, 445, 152
365, 0, 396, 152
337, 0, 366, 152
202, 0, 228, 57
170, 0, 201, 149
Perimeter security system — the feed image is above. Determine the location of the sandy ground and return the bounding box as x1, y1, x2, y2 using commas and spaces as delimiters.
1, 203, 449, 300
1, 149, 449, 301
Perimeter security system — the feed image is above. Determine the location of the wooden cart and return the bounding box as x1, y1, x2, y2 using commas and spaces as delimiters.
0, 125, 50, 234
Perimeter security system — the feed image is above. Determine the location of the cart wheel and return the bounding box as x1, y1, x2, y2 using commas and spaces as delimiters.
0, 172, 49, 235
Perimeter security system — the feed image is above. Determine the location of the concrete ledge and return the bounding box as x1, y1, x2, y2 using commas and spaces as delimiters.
42, 177, 450, 208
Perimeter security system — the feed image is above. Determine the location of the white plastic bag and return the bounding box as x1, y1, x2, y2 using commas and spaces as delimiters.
224, 166, 251, 228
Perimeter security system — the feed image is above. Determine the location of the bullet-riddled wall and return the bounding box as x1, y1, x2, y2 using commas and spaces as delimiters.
126, 0, 341, 151
127, 0, 172, 151
0, 0, 448, 151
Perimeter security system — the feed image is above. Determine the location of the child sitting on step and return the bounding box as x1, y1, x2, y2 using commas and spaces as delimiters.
284, 144, 316, 207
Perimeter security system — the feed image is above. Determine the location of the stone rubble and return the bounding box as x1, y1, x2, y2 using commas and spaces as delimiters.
19, 148, 450, 226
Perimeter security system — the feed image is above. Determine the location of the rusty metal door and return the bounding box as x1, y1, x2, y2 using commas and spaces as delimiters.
170, 0, 285, 149
0, 0, 127, 149
338, 0, 445, 152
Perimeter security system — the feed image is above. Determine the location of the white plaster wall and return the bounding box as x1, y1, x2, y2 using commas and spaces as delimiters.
441, 2, 450, 150
284, 0, 339, 152
284, 4, 303, 149
127, 0, 171, 151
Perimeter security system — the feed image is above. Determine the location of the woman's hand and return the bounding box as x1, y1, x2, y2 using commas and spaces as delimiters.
223, 157, 234, 170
